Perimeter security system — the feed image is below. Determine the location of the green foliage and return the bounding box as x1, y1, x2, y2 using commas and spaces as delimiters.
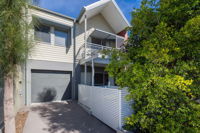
0, 0, 31, 76
106, 0, 200, 132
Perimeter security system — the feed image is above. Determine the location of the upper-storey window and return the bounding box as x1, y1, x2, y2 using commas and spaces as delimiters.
34, 25, 51, 43
54, 29, 68, 47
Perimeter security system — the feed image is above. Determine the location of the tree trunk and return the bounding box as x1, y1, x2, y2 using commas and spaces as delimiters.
3, 73, 16, 133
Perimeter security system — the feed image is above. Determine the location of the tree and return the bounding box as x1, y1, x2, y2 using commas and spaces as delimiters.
106, 0, 200, 132
0, 0, 31, 132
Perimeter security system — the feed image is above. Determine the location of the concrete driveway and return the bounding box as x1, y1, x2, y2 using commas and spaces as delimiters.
23, 101, 115, 133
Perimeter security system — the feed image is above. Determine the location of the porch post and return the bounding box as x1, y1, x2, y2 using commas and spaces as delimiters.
84, 63, 87, 84
92, 58, 95, 86
115, 35, 117, 48
84, 15, 87, 59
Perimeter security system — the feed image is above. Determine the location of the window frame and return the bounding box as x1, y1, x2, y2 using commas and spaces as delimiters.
34, 24, 51, 44
54, 28, 69, 47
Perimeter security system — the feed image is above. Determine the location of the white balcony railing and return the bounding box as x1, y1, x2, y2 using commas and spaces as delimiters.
77, 42, 115, 61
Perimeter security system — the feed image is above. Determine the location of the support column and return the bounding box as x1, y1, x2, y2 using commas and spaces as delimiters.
115, 35, 117, 48
108, 77, 111, 87
92, 59, 95, 86
84, 15, 87, 59
84, 63, 87, 84
71, 25, 75, 99
50, 26, 55, 45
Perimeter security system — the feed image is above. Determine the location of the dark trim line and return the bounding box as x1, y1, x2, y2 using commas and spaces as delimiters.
0, 122, 4, 133
31, 69, 72, 74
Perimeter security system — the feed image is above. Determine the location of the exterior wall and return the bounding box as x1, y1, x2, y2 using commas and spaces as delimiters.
29, 42, 74, 63
74, 13, 116, 96
21, 8, 120, 105
28, 8, 75, 63
87, 13, 115, 34
26, 59, 74, 105
30, 8, 74, 27
75, 14, 115, 61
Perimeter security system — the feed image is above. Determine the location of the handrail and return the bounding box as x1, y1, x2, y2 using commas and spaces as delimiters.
77, 42, 118, 60
87, 42, 113, 50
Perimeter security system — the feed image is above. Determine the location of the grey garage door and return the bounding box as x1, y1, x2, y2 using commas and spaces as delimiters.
31, 70, 72, 103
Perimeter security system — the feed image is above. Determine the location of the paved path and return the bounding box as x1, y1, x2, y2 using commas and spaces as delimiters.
23, 101, 115, 133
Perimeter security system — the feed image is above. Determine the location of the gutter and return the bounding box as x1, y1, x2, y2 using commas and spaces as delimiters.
29, 5, 76, 21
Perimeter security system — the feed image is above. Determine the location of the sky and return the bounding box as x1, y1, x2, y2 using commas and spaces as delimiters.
36, 0, 141, 22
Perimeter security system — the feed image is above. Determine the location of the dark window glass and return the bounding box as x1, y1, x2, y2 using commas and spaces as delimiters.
91, 37, 102, 45
95, 73, 103, 86
91, 37, 115, 47
54, 29, 68, 46
94, 73, 108, 86
34, 25, 50, 43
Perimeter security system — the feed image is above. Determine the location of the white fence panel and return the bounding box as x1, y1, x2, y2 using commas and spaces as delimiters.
78, 84, 91, 108
121, 89, 133, 126
101, 88, 119, 130
90, 87, 104, 121
78, 84, 133, 131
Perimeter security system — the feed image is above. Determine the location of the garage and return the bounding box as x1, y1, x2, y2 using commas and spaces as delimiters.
31, 70, 72, 103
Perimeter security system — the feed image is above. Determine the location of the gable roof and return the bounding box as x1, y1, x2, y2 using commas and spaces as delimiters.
77, 0, 130, 34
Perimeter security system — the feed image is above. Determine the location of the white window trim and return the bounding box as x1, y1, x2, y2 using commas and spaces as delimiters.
50, 26, 55, 45
54, 28, 69, 47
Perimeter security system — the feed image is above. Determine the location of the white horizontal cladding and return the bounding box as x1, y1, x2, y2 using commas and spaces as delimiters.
121, 89, 133, 127
78, 84, 133, 131
78, 84, 92, 108
30, 8, 74, 27
29, 42, 73, 63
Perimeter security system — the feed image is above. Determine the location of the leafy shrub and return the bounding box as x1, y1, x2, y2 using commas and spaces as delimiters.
106, 0, 200, 132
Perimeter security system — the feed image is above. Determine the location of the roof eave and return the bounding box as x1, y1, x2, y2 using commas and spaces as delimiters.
29, 5, 76, 21
77, 0, 130, 29
77, 7, 86, 23
111, 0, 130, 27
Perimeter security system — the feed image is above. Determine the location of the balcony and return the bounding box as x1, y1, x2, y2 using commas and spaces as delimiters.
77, 29, 125, 64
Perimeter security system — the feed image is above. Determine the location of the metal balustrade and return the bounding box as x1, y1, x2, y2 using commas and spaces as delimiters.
77, 42, 114, 61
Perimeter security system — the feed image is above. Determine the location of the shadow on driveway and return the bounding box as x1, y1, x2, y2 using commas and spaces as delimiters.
23, 101, 115, 133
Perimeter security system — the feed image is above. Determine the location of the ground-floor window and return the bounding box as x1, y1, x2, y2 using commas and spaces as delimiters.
94, 72, 108, 86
